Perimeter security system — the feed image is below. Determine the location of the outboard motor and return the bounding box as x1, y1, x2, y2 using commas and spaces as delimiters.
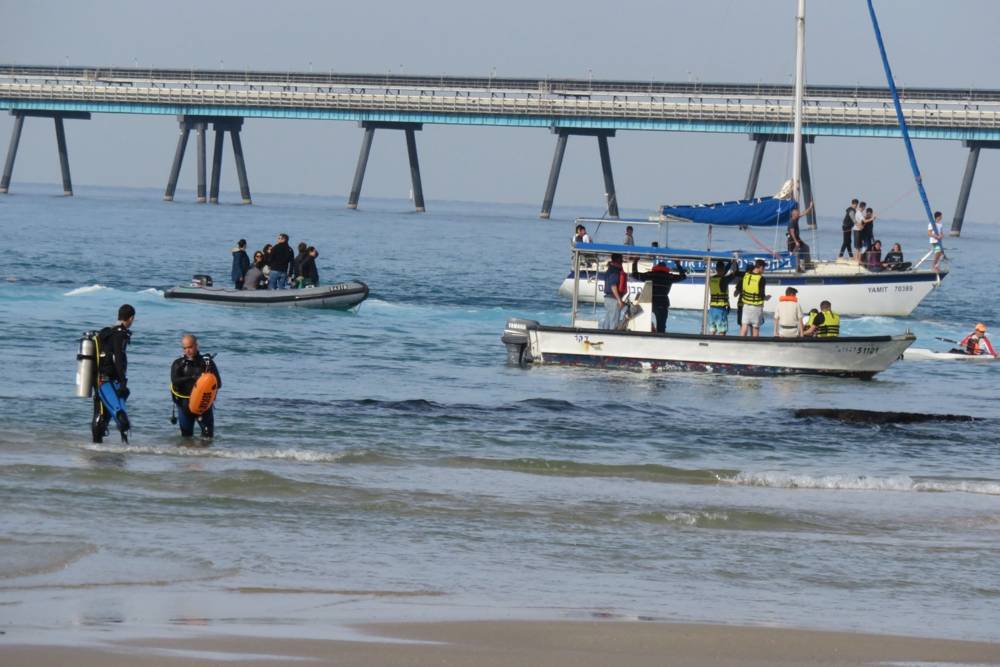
75, 331, 97, 397
191, 274, 213, 287
501, 318, 538, 366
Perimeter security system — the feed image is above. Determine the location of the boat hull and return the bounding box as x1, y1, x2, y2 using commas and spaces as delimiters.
164, 281, 369, 309
559, 269, 945, 317
503, 319, 914, 379
903, 347, 998, 362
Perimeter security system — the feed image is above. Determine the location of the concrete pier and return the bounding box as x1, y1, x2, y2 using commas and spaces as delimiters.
195, 122, 207, 203
0, 110, 89, 195
209, 127, 224, 203
347, 121, 424, 212
164, 116, 250, 203
949, 140, 1000, 236
744, 133, 816, 226
744, 136, 768, 199
540, 128, 617, 219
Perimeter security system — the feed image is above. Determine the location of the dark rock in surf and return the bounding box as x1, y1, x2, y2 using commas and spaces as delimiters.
794, 408, 978, 424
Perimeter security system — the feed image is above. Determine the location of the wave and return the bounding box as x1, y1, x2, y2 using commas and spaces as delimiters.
634, 509, 831, 533
441, 456, 730, 483
82, 443, 390, 465
0, 538, 97, 580
64, 284, 110, 296
719, 471, 1000, 496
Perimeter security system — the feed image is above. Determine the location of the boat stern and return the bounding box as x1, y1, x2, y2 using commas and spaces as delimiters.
501, 318, 539, 366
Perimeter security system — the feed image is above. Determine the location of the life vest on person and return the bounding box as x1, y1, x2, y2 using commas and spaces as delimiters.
741, 273, 764, 306
817, 311, 841, 337
604, 264, 626, 296
709, 276, 729, 308
960, 334, 983, 355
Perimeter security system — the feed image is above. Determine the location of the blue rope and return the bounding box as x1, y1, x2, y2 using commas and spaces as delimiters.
867, 0, 944, 249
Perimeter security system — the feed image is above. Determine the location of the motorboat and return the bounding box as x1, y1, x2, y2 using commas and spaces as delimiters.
164, 275, 369, 310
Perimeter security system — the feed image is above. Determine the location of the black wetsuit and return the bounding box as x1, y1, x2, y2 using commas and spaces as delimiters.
92, 324, 131, 442
631, 263, 688, 333
170, 354, 222, 437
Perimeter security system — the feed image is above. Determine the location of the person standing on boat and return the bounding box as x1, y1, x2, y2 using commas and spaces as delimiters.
861, 207, 877, 251
840, 199, 858, 258
804, 301, 840, 338
601, 253, 627, 330
91, 304, 135, 444
170, 334, 222, 438
853, 201, 867, 262
631, 258, 686, 333
953, 323, 997, 357
267, 233, 295, 289
773, 287, 803, 338
929, 211, 945, 273
709, 260, 737, 336
231, 239, 250, 289
739, 260, 768, 337
787, 201, 813, 270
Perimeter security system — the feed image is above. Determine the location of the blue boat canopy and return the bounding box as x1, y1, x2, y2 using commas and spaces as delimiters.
660, 196, 798, 227
573, 242, 741, 261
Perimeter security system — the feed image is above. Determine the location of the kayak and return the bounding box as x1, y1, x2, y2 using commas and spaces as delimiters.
164, 280, 369, 309
903, 347, 998, 362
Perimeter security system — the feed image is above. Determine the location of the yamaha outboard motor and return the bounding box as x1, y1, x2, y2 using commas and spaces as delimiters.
191, 274, 213, 287
75, 332, 97, 397
501, 318, 538, 366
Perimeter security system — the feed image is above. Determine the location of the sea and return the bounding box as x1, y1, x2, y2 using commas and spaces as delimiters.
1, 184, 998, 646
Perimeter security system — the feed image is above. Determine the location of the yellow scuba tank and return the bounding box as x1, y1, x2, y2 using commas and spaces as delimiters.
75, 332, 97, 397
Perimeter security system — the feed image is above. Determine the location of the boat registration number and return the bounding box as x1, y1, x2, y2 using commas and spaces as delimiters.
835, 345, 880, 355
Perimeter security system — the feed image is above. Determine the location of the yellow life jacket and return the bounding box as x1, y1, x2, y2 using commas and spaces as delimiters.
709, 276, 729, 308
741, 273, 764, 306
817, 311, 840, 337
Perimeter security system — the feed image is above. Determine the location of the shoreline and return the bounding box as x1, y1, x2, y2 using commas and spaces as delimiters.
2, 620, 999, 666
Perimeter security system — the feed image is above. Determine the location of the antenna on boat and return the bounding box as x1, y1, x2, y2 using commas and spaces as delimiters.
791, 0, 806, 206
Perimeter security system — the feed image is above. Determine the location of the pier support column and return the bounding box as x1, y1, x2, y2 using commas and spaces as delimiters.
744, 136, 768, 199
1, 110, 89, 195
164, 116, 250, 204
540, 128, 617, 220
0, 112, 25, 194
800, 142, 816, 229
948, 140, 999, 236
209, 127, 224, 203
597, 133, 619, 219
346, 121, 425, 212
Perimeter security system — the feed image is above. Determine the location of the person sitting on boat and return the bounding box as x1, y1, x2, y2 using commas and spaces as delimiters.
242, 254, 266, 290
573, 225, 592, 244
929, 211, 945, 273
952, 323, 998, 357
786, 201, 813, 271
773, 287, 803, 338
601, 253, 627, 330
738, 259, 768, 337
630, 258, 687, 334
881, 243, 910, 271
623, 226, 635, 246
709, 260, 737, 336
863, 240, 884, 272
803, 300, 840, 338
170, 334, 222, 438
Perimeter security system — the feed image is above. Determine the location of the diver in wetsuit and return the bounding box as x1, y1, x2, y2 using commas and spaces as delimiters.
92, 304, 135, 443
169, 334, 221, 438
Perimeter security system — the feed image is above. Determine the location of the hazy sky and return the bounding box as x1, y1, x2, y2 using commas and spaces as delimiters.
2, 0, 998, 223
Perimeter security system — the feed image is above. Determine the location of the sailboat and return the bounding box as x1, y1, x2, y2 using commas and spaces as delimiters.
557, 1, 948, 318
501, 0, 917, 378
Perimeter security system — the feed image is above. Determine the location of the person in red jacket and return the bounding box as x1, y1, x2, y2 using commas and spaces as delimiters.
955, 323, 998, 357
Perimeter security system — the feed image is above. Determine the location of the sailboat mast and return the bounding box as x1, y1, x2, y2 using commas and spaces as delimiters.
791, 0, 806, 202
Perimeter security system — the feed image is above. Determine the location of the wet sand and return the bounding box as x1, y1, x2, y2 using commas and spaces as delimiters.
2, 620, 999, 666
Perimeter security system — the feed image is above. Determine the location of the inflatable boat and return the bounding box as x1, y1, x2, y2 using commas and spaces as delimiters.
164, 276, 369, 310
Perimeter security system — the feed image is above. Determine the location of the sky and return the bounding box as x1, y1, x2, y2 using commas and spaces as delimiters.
2, 0, 998, 224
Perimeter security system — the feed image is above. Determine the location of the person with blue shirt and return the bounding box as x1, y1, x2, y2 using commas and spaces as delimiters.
602, 253, 627, 330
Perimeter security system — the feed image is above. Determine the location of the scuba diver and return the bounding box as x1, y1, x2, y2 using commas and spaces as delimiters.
91, 304, 135, 443
169, 334, 222, 438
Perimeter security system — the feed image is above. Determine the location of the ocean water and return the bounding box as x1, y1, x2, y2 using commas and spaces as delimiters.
0, 184, 998, 645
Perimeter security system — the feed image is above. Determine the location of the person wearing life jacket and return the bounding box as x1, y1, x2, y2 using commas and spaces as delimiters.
170, 334, 222, 438
738, 259, 768, 337
631, 258, 687, 333
91, 304, 135, 443
804, 300, 840, 338
708, 259, 737, 336
602, 253, 628, 330
773, 287, 803, 338
954, 323, 998, 357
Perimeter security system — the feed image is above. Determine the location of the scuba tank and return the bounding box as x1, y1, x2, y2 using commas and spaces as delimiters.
75, 332, 97, 397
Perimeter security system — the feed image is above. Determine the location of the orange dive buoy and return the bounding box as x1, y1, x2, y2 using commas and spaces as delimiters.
188, 373, 219, 415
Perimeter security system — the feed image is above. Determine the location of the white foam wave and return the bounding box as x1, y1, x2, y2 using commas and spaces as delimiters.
718, 471, 1000, 496
139, 288, 164, 296
83, 443, 357, 464
660, 511, 729, 526
64, 284, 109, 296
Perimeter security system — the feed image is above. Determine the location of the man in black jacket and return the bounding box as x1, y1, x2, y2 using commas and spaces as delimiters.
170, 334, 222, 438
631, 259, 687, 333
267, 233, 295, 289
92, 304, 135, 443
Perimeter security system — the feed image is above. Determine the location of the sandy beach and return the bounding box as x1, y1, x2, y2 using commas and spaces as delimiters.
3, 620, 999, 666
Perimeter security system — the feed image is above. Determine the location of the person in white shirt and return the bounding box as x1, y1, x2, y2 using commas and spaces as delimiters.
773, 287, 803, 338
928, 211, 944, 273
853, 201, 867, 262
